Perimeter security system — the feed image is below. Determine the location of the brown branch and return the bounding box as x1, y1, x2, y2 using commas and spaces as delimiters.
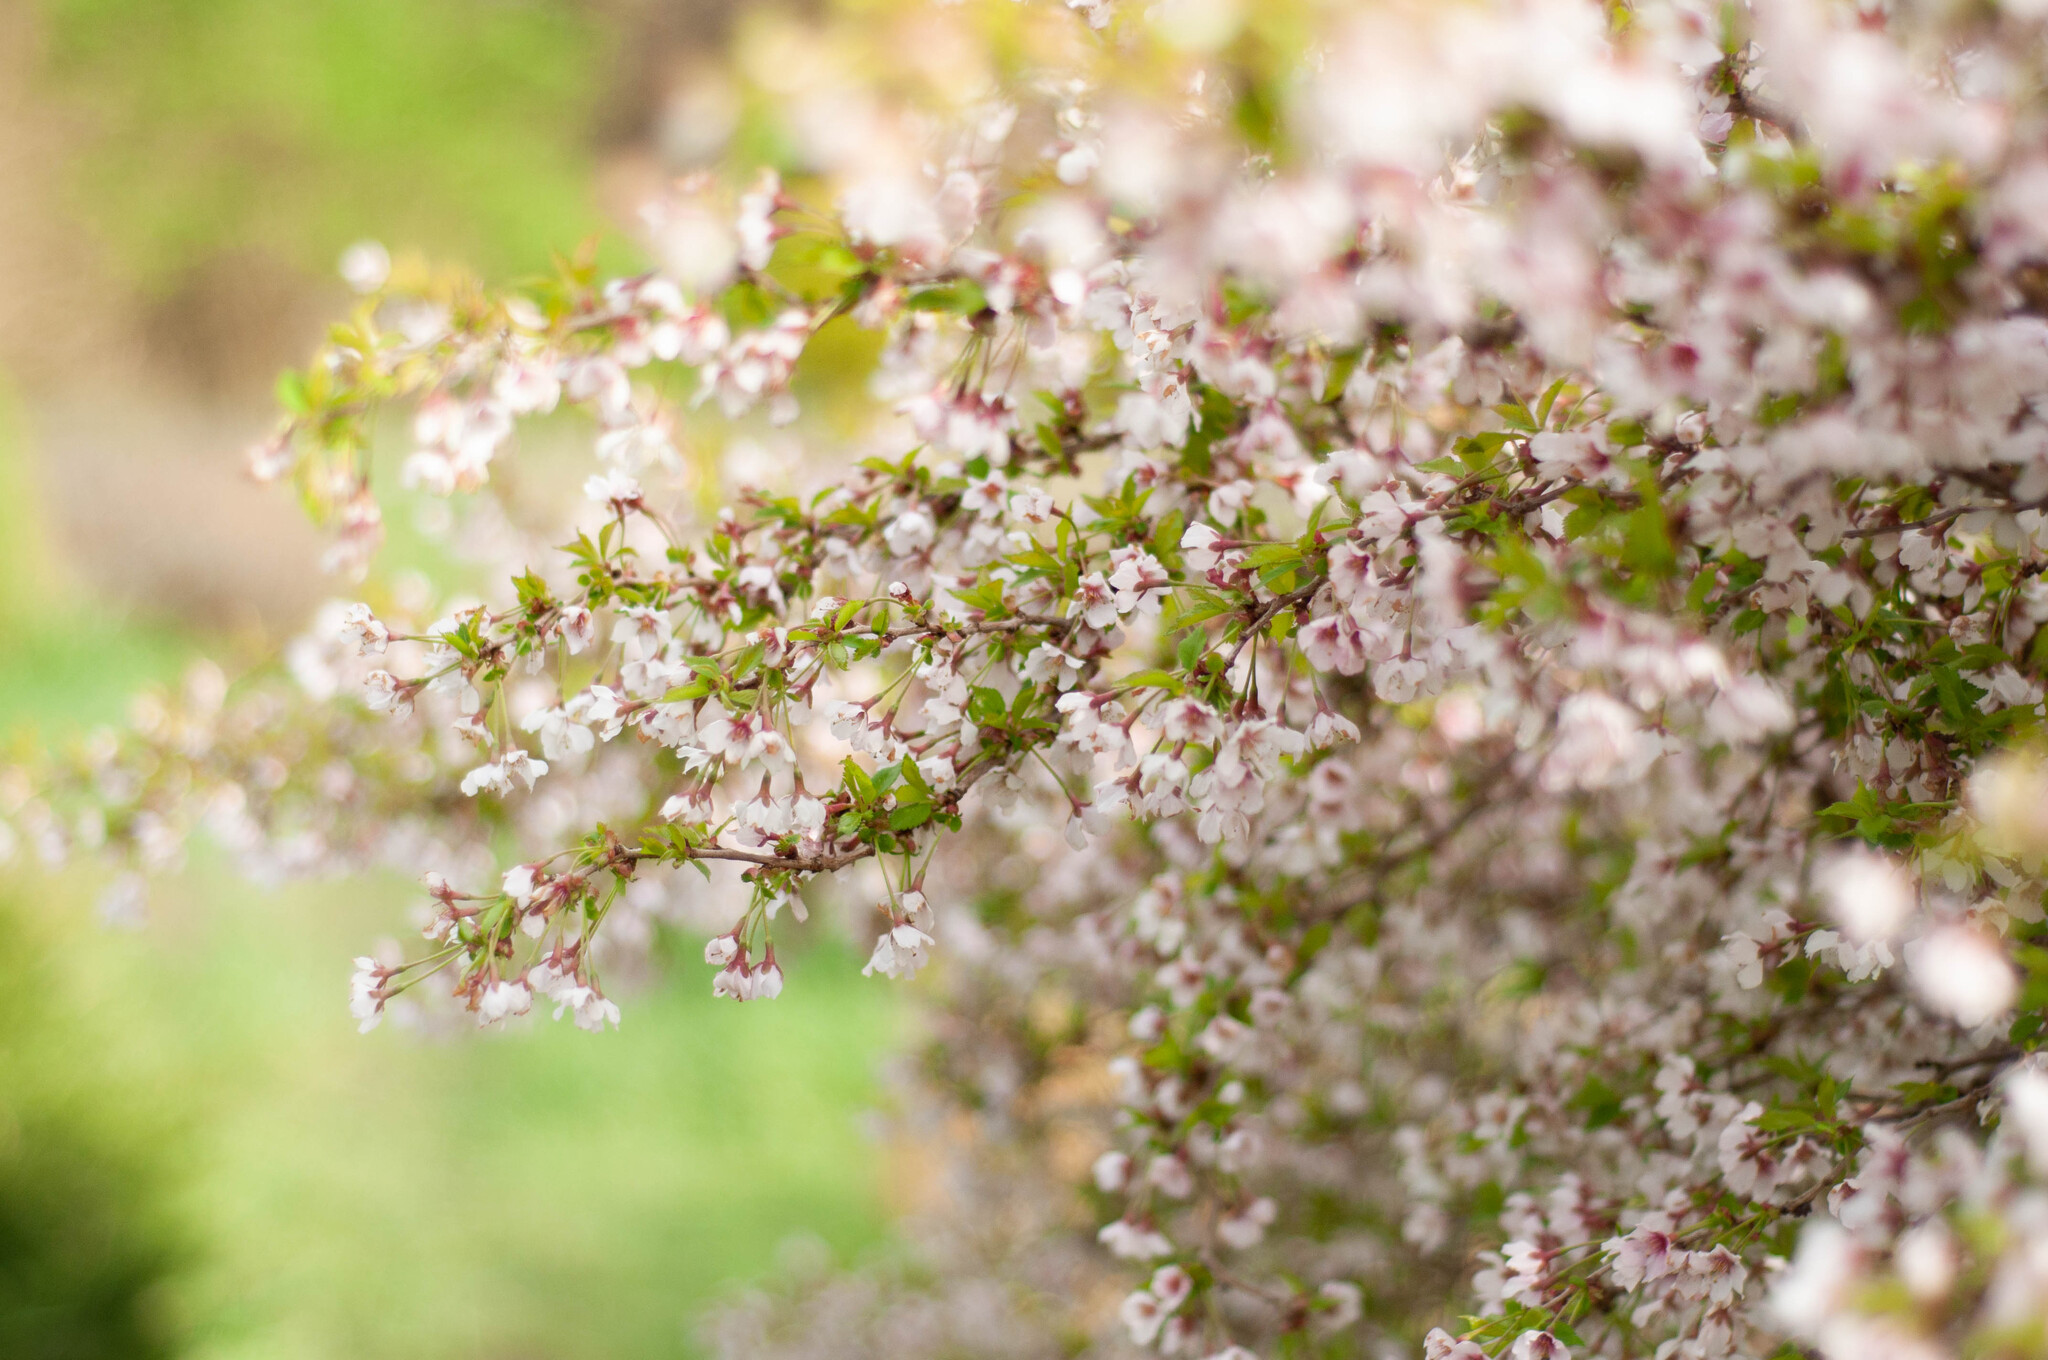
1223, 580, 1326, 674
1840, 496, 2048, 539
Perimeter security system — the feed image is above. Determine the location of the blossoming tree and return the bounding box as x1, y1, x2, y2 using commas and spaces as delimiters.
20, 0, 2048, 1355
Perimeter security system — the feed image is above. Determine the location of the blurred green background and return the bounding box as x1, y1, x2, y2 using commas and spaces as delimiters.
0, 2, 894, 1356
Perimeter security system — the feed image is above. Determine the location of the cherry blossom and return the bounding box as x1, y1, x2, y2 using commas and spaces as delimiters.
35, 3, 2048, 1359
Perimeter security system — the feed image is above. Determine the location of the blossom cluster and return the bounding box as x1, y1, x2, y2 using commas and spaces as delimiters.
23, 0, 2048, 1357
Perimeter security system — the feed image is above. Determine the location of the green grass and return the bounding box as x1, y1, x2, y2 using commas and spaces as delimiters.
0, 878, 187, 1360
0, 617, 193, 737
4, 837, 898, 1360
42, 867, 895, 1360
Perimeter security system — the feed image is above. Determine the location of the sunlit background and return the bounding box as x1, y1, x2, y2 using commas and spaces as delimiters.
0, 3, 901, 1356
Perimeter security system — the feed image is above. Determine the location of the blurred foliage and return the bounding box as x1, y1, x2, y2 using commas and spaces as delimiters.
0, 417, 901, 1360
0, 390, 900, 1359
2, 5, 904, 1354
35, 0, 631, 285
68, 870, 896, 1360
0, 386, 58, 618
0, 384, 192, 730
0, 895, 185, 1360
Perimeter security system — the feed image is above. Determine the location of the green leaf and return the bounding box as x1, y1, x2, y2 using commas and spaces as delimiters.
513, 569, 551, 608
1567, 1075, 1623, 1130
841, 757, 876, 803
967, 687, 1008, 724
275, 368, 311, 415
1621, 503, 1676, 578
1239, 543, 1303, 571
888, 803, 933, 831
905, 278, 988, 314
1926, 666, 1986, 725
1492, 399, 1538, 433
898, 756, 932, 797
1119, 669, 1184, 695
